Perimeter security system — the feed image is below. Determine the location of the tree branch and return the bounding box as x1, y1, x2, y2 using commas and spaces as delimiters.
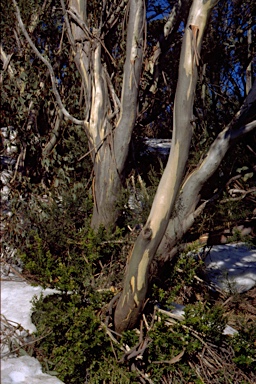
42, 110, 63, 157
60, 0, 76, 50
0, 44, 15, 82
158, 82, 256, 259
144, 0, 191, 97
114, 0, 219, 333
12, 0, 85, 126
113, 0, 145, 171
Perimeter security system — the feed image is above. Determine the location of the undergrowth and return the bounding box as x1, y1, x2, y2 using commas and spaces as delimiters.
3, 177, 256, 383
31, 292, 139, 383
26, 248, 256, 384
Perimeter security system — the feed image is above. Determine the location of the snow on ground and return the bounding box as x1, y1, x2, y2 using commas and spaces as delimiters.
204, 243, 256, 293
1, 356, 63, 384
1, 281, 60, 334
1, 243, 255, 383
1, 280, 64, 384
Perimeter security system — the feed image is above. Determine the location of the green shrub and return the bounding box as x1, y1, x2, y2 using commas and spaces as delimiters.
231, 321, 256, 373
31, 292, 138, 383
4, 181, 125, 292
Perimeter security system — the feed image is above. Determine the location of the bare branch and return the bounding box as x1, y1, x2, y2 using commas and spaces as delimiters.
106, 0, 129, 30
0, 44, 15, 81
164, 0, 191, 38
113, 0, 145, 170
158, 83, 256, 259
67, 8, 116, 66
60, 0, 76, 50
12, 0, 85, 126
42, 110, 63, 157
115, 0, 218, 333
143, 0, 191, 96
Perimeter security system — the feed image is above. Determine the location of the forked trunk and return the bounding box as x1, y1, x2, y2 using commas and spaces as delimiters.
114, 0, 219, 333
68, 0, 145, 229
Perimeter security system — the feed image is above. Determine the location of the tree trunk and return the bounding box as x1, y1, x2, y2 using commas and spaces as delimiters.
68, 0, 145, 229
114, 0, 219, 334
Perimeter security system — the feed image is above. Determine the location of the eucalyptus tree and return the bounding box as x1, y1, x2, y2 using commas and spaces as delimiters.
5, 0, 193, 229
114, 0, 256, 331
1, 0, 255, 333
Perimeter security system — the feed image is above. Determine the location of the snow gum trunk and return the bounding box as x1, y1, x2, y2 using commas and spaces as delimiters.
114, 0, 219, 333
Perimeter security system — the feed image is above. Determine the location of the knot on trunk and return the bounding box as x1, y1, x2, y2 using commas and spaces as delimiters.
142, 227, 152, 240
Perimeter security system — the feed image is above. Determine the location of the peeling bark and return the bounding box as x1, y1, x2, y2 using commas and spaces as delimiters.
68, 0, 145, 228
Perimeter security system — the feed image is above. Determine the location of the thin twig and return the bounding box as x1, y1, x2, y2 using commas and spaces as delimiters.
78, 128, 115, 161
104, 292, 121, 327
1, 260, 26, 281
136, 368, 155, 384
67, 8, 117, 66
60, 0, 75, 50
101, 322, 126, 352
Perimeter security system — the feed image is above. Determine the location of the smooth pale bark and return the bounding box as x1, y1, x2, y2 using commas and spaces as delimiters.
42, 111, 63, 158
0, 44, 16, 80
157, 80, 256, 259
68, 0, 145, 228
114, 0, 219, 333
12, 0, 144, 229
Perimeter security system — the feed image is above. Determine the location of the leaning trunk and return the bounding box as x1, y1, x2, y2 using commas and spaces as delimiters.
114, 0, 219, 333
157, 80, 256, 259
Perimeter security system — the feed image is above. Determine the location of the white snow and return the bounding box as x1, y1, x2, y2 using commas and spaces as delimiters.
143, 138, 171, 155
1, 280, 64, 384
204, 243, 256, 293
1, 281, 60, 334
1, 356, 63, 384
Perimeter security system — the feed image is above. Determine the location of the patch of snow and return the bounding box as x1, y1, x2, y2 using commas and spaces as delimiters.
1, 281, 60, 334
1, 281, 64, 384
143, 138, 171, 156
169, 303, 185, 318
222, 325, 238, 336
205, 243, 256, 293
1, 356, 63, 384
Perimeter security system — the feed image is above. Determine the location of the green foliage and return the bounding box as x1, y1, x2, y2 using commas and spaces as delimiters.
31, 291, 229, 383
151, 250, 205, 307
31, 292, 138, 384
141, 303, 226, 382
25, 232, 256, 383
183, 303, 226, 345
231, 322, 256, 373
4, 180, 125, 293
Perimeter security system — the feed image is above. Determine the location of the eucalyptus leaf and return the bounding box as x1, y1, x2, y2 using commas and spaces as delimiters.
243, 172, 253, 182
237, 166, 249, 173
45, 370, 59, 376
18, 348, 28, 356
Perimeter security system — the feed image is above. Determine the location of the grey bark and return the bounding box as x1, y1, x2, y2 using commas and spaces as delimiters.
115, 0, 219, 333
